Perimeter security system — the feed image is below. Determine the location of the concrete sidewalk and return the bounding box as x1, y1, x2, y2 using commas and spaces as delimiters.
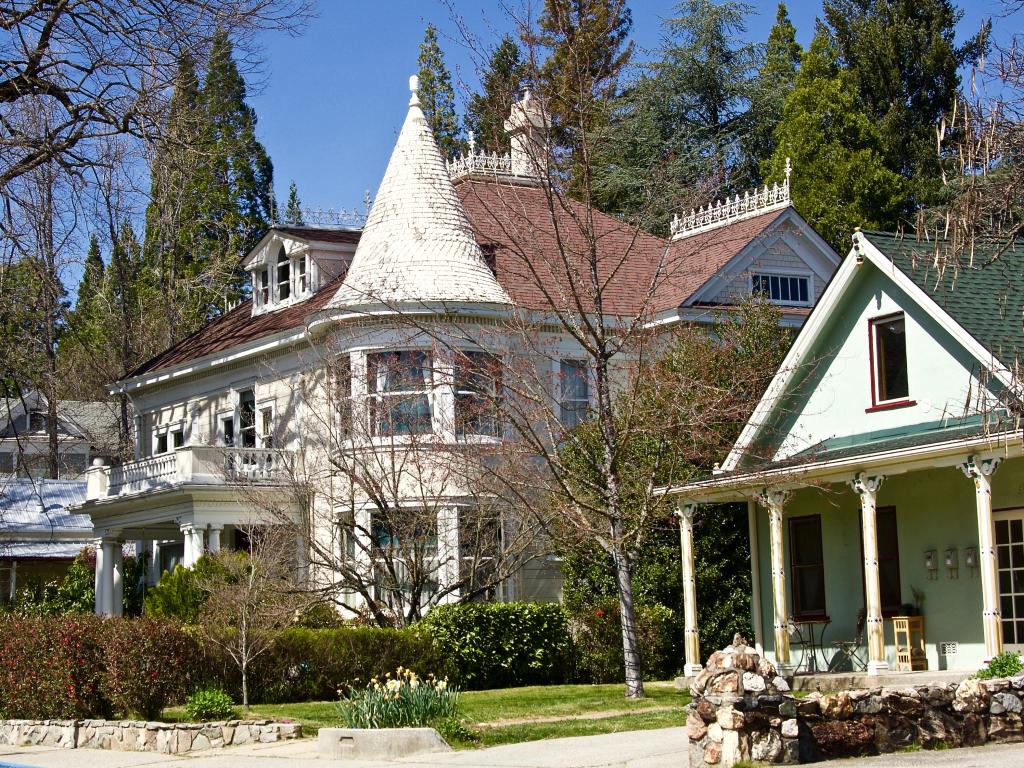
4, 729, 1024, 768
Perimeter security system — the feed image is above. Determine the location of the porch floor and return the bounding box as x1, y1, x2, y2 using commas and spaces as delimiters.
674, 668, 970, 693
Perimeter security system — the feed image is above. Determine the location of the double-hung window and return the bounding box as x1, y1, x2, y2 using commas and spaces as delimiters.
256, 269, 269, 307
789, 515, 827, 620
455, 351, 501, 437
259, 405, 274, 448
276, 248, 291, 301
296, 254, 308, 294
367, 351, 433, 436
560, 360, 589, 429
239, 389, 257, 448
869, 313, 910, 407
752, 273, 810, 305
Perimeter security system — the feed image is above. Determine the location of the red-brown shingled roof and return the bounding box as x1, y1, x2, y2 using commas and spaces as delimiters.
273, 226, 362, 245
128, 273, 346, 378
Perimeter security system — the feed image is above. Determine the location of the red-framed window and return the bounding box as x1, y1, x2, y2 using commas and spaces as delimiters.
867, 313, 914, 412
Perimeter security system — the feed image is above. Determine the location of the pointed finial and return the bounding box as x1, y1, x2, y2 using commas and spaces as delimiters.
784, 157, 792, 186
409, 74, 420, 107
468, 130, 476, 155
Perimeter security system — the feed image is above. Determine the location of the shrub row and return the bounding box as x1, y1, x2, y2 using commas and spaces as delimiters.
0, 601, 681, 717
0, 615, 196, 720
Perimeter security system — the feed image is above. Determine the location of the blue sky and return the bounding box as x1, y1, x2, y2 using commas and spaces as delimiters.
249, 1, 1000, 214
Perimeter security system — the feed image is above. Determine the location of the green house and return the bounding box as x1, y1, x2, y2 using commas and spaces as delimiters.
664, 230, 1024, 677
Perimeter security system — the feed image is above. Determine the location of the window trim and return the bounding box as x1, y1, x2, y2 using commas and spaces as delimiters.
152, 421, 185, 456
276, 247, 291, 302
866, 312, 916, 412
454, 350, 503, 438
559, 359, 590, 429
788, 514, 828, 621
257, 400, 275, 449
750, 269, 813, 307
365, 350, 435, 438
217, 411, 236, 447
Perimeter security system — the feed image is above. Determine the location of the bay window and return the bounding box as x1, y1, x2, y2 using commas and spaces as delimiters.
455, 351, 501, 437
367, 351, 433, 436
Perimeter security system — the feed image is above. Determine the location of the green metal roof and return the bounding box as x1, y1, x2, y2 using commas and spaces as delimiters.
863, 231, 1024, 367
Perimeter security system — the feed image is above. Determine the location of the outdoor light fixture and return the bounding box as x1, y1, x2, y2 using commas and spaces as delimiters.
945, 547, 959, 579
924, 549, 938, 579
964, 546, 979, 576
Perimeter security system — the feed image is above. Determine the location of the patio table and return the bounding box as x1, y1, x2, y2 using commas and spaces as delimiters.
790, 617, 831, 673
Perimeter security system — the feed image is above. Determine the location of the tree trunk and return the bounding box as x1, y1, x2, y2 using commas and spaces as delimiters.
612, 541, 645, 699
241, 659, 249, 714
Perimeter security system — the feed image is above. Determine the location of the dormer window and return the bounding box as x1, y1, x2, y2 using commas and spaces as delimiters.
256, 269, 269, 307
868, 313, 913, 410
277, 248, 291, 301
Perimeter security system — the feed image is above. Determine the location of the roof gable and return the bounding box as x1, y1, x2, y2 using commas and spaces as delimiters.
722, 231, 1019, 472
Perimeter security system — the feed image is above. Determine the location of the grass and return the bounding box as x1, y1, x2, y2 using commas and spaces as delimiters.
169, 683, 691, 748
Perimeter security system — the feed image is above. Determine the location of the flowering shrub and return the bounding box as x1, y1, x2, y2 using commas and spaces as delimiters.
0, 613, 107, 719
103, 616, 198, 718
337, 667, 459, 729
185, 687, 236, 721
570, 599, 677, 683
417, 602, 572, 689
977, 651, 1024, 680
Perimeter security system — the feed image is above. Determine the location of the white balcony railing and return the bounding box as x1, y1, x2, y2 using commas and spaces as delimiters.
89, 446, 292, 500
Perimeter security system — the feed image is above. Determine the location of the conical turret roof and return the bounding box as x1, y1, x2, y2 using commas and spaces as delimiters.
330, 77, 511, 309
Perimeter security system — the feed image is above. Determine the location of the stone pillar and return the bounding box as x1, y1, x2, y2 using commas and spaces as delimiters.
761, 489, 793, 674
676, 501, 703, 676
850, 472, 888, 675
961, 455, 1003, 661
207, 526, 223, 554
112, 544, 124, 617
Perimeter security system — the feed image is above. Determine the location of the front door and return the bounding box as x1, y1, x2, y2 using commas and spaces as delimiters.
995, 510, 1024, 651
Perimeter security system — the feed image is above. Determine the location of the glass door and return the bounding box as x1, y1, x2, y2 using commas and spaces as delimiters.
996, 511, 1024, 650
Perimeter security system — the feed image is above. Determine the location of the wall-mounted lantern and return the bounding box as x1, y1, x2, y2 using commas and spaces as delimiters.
924, 549, 938, 580
945, 547, 959, 579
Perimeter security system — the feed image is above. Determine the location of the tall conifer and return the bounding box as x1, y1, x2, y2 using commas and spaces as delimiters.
465, 37, 527, 154
284, 182, 304, 225
417, 25, 464, 160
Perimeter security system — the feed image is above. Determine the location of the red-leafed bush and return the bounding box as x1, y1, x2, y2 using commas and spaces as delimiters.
102, 616, 198, 719
0, 613, 107, 719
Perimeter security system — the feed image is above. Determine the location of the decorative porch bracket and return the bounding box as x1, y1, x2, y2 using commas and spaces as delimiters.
960, 455, 1003, 661
674, 502, 703, 676
849, 472, 887, 675
758, 489, 794, 675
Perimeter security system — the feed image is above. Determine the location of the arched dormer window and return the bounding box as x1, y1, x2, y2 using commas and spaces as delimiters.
277, 247, 291, 301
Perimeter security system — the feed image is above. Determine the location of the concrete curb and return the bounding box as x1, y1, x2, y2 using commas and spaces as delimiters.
318, 727, 452, 760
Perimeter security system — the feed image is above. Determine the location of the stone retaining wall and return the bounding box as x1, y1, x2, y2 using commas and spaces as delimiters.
687, 676, 1024, 766
0, 718, 301, 753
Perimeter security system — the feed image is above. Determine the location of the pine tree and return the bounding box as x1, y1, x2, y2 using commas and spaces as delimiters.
533, 0, 634, 151
764, 29, 905, 250
823, 0, 986, 210
465, 37, 527, 155
591, 0, 757, 230
741, 3, 801, 182
417, 25, 464, 160
284, 182, 304, 225
77, 234, 105, 312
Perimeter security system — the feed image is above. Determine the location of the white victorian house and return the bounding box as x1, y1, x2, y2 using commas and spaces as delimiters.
663, 229, 1024, 677
75, 77, 839, 618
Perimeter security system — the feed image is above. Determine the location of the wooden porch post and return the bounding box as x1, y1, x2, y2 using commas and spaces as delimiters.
961, 455, 1003, 661
675, 501, 702, 676
760, 489, 793, 674
851, 473, 888, 675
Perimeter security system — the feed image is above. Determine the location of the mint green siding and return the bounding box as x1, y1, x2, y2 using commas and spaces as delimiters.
752, 457, 1024, 672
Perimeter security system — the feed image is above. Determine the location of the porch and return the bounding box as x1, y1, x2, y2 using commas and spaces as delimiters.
668, 439, 1024, 679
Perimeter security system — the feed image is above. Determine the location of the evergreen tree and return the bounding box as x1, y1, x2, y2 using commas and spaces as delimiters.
77, 235, 105, 313
284, 181, 304, 225
417, 25, 464, 160
591, 0, 757, 230
741, 2, 801, 181
532, 0, 634, 152
764, 29, 905, 250
465, 37, 528, 155
823, 0, 986, 210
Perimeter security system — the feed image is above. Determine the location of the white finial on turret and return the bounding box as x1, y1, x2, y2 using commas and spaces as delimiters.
784, 157, 792, 187
409, 74, 420, 107
468, 130, 476, 155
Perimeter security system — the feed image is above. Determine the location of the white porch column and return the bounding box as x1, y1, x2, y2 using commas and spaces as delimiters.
437, 505, 461, 603
96, 539, 117, 615
112, 544, 125, 617
181, 525, 205, 567
760, 489, 793, 674
961, 455, 1003, 661
850, 472, 888, 675
207, 526, 223, 554
748, 499, 765, 656
675, 501, 703, 676
133, 414, 143, 461
7, 559, 17, 602
148, 540, 162, 584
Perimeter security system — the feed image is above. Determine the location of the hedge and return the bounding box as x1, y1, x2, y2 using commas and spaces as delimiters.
570, 598, 678, 682
418, 602, 573, 690
0, 614, 197, 719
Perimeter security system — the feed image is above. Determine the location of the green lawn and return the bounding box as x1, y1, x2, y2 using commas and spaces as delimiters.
218, 683, 690, 747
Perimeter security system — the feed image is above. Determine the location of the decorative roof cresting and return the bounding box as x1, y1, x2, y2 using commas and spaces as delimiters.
330, 75, 512, 309
671, 159, 792, 240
